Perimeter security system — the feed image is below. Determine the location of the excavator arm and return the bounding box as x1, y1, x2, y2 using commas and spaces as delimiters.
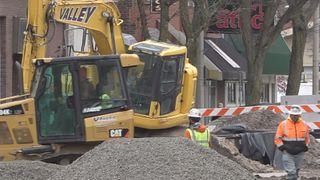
52, 0, 125, 54
22, 0, 49, 93
22, 0, 197, 131
22, 0, 126, 93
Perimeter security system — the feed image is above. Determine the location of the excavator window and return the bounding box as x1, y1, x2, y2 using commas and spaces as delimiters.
126, 53, 160, 115
36, 64, 76, 137
80, 61, 126, 113
160, 60, 177, 94
126, 52, 185, 116
158, 55, 184, 115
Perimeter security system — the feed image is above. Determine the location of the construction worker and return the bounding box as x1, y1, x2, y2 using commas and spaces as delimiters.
99, 92, 112, 109
274, 105, 310, 180
184, 108, 211, 148
79, 67, 96, 100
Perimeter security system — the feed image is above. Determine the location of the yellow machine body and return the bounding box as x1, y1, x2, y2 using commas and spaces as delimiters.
128, 40, 198, 129
1, 0, 198, 163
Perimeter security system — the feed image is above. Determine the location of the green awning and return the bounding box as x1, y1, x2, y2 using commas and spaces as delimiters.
224, 34, 291, 75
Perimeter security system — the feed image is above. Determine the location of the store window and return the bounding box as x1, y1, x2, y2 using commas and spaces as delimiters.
225, 81, 246, 106
226, 82, 236, 104
261, 83, 270, 103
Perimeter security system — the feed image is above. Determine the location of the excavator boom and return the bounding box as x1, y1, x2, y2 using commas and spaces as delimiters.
22, 0, 126, 93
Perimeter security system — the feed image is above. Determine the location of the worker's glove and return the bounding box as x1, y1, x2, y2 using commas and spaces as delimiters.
278, 145, 286, 151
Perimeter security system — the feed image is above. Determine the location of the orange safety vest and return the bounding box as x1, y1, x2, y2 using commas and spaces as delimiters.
274, 117, 310, 154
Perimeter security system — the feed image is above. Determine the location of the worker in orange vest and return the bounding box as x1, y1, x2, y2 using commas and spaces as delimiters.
184, 108, 211, 148
274, 105, 310, 180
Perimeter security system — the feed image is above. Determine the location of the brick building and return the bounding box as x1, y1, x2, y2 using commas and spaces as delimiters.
0, 0, 28, 97
0, 0, 64, 97
117, 0, 182, 42
3, 1, 294, 107
117, 1, 291, 107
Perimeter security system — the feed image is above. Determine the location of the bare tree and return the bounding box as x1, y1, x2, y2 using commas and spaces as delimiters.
286, 0, 319, 95
239, 0, 309, 105
137, 0, 150, 40
179, 0, 223, 106
179, 0, 221, 63
159, 0, 177, 41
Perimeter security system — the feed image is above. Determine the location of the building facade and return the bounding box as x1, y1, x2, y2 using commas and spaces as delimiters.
4, 1, 305, 109
117, 0, 289, 108
0, 0, 28, 97
0, 0, 64, 97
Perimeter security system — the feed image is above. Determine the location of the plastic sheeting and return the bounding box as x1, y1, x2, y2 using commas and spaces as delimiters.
236, 132, 276, 165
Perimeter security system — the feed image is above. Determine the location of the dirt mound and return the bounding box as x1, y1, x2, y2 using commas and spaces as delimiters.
50, 137, 255, 180
208, 110, 284, 130
0, 160, 62, 180
303, 137, 320, 169
209, 110, 320, 174
210, 135, 275, 173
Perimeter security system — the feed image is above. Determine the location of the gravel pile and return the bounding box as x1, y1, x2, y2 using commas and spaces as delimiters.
50, 137, 255, 180
0, 160, 62, 180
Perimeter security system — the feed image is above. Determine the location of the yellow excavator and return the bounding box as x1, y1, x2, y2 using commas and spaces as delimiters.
0, 0, 139, 163
33, 0, 198, 131
0, 0, 197, 163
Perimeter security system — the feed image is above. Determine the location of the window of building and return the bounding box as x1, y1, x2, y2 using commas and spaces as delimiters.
261, 83, 270, 103
226, 82, 236, 104
224, 80, 247, 106
261, 82, 277, 104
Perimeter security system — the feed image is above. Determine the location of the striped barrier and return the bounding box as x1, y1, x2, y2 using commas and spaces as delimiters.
197, 104, 320, 117
196, 104, 320, 134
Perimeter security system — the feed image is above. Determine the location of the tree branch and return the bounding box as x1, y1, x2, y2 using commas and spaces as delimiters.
179, 0, 193, 41
136, 0, 150, 40
268, 0, 308, 43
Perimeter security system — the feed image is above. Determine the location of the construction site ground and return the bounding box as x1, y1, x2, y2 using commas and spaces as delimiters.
1, 110, 320, 179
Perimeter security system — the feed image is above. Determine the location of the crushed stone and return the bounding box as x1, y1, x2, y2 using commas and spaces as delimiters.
49, 137, 255, 180
0, 160, 62, 180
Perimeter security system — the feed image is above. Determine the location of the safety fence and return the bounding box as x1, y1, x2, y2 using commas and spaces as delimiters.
195, 104, 320, 134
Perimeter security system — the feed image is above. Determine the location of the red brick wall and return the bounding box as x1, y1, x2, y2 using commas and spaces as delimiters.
0, 0, 64, 97
116, 1, 136, 36
117, 1, 183, 41
0, 0, 27, 97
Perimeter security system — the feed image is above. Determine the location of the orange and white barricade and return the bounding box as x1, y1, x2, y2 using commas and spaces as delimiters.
195, 104, 320, 139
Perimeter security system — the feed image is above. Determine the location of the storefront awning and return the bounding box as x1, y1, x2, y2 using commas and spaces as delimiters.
224, 34, 291, 75
204, 38, 247, 80
204, 55, 223, 80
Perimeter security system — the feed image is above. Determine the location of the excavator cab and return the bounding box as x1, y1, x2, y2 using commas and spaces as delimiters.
127, 51, 183, 115
128, 40, 197, 129
32, 55, 133, 143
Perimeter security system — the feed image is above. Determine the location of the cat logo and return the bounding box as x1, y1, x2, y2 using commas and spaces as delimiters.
109, 128, 129, 138
109, 129, 122, 138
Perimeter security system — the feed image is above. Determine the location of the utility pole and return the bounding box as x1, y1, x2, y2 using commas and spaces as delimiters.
313, 5, 319, 95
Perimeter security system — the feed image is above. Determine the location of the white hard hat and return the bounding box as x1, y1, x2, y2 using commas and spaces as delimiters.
188, 108, 201, 118
288, 105, 302, 115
